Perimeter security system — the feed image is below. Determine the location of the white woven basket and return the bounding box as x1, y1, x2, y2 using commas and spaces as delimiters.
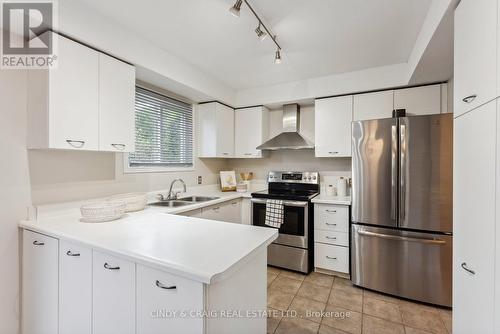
107, 192, 147, 212
80, 201, 126, 223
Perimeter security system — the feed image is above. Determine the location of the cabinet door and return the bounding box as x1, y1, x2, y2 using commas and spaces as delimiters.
240, 198, 252, 225
453, 101, 496, 333
200, 203, 224, 221
315, 96, 353, 157
49, 33, 99, 150
394, 84, 441, 116
137, 264, 203, 334
226, 199, 242, 223
22, 230, 59, 334
59, 241, 92, 334
216, 103, 235, 157
234, 107, 268, 158
93, 251, 135, 334
353, 90, 394, 121
454, 0, 497, 117
99, 54, 136, 152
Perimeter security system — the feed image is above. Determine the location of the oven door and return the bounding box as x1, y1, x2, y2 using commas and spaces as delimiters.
251, 198, 309, 249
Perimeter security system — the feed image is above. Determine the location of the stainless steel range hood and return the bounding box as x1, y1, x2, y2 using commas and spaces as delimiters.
256, 104, 314, 150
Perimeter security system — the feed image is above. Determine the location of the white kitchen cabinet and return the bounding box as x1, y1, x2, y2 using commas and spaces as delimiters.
22, 230, 59, 334
353, 90, 394, 121
137, 264, 204, 334
197, 102, 235, 157
314, 96, 353, 157
93, 251, 136, 334
240, 198, 252, 225
179, 208, 202, 217
394, 84, 442, 116
314, 243, 349, 274
234, 106, 269, 158
28, 32, 99, 150
453, 100, 497, 334
59, 241, 92, 334
454, 0, 498, 117
200, 199, 242, 223
98, 53, 136, 152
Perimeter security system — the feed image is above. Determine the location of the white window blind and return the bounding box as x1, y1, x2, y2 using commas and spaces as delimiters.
129, 87, 193, 168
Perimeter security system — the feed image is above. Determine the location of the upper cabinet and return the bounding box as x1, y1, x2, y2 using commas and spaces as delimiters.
27, 32, 136, 152
353, 90, 394, 121
394, 84, 442, 116
234, 106, 269, 158
454, 0, 498, 117
197, 102, 235, 158
315, 96, 353, 157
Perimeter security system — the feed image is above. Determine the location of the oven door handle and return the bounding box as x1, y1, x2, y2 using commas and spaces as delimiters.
250, 198, 308, 208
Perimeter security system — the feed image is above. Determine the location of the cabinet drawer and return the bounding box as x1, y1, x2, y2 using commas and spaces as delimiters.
314, 243, 349, 274
314, 204, 349, 232
314, 230, 349, 247
137, 264, 204, 334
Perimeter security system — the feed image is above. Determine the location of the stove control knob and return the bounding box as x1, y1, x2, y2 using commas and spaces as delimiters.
312, 176, 317, 180
307, 176, 312, 180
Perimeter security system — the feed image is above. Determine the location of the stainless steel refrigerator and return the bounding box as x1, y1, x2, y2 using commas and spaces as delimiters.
351, 113, 453, 307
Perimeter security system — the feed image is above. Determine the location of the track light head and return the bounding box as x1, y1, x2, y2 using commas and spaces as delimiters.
274, 49, 282, 64
229, 0, 243, 17
255, 23, 267, 41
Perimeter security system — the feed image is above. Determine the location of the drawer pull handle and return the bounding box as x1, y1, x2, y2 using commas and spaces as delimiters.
461, 262, 475, 275
325, 210, 337, 213
33, 240, 45, 246
325, 236, 337, 240
212, 207, 220, 211
66, 250, 80, 257
244, 153, 253, 156
325, 223, 337, 226
462, 95, 477, 103
156, 280, 177, 290
104, 263, 120, 270
328, 151, 339, 154
111, 143, 126, 150
221, 153, 229, 156
66, 139, 85, 148
326, 256, 337, 260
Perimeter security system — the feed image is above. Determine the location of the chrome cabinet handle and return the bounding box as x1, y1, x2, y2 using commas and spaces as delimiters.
326, 256, 337, 260
325, 209, 337, 213
33, 240, 45, 246
244, 153, 253, 156
328, 151, 339, 154
221, 153, 229, 155
212, 207, 220, 211
462, 95, 477, 103
156, 280, 177, 290
231, 202, 238, 205
325, 236, 337, 240
111, 143, 126, 150
325, 223, 337, 226
104, 262, 120, 270
66, 250, 80, 257
66, 140, 85, 148
461, 262, 475, 275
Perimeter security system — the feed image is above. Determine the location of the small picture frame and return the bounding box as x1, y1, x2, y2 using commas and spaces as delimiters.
220, 171, 237, 192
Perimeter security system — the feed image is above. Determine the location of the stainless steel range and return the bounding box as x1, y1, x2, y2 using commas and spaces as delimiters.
251, 171, 319, 273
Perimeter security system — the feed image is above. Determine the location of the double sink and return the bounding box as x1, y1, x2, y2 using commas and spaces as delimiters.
150, 196, 220, 208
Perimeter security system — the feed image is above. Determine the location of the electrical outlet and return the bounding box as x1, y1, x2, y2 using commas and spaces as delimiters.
198, 176, 202, 185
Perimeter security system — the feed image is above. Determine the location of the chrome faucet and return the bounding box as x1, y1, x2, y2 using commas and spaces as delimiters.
167, 178, 187, 200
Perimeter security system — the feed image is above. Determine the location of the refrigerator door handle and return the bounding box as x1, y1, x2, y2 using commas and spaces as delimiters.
357, 229, 446, 245
400, 124, 407, 221
391, 125, 398, 220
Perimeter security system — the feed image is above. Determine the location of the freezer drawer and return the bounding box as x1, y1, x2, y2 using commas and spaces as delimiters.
351, 224, 452, 307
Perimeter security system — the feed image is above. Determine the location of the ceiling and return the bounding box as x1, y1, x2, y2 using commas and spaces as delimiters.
76, 0, 433, 91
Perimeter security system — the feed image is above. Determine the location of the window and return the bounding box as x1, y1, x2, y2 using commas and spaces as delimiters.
126, 86, 194, 172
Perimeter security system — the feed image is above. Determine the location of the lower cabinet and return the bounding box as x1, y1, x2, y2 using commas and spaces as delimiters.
199, 199, 242, 224
137, 264, 204, 334
59, 240, 92, 334
22, 230, 59, 334
93, 251, 136, 334
240, 198, 251, 225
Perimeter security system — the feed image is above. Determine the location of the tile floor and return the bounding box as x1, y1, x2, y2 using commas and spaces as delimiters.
267, 266, 452, 334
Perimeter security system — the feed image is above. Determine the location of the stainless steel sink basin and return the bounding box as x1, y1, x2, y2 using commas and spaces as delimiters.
150, 200, 193, 208
178, 196, 220, 203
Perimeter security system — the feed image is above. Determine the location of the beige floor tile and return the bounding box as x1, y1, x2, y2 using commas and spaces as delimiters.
328, 288, 363, 312
280, 269, 307, 281
267, 308, 282, 334
289, 296, 326, 323
333, 278, 363, 296
397, 299, 440, 314
275, 317, 320, 334
362, 315, 404, 334
319, 324, 352, 334
297, 281, 331, 303
438, 309, 452, 334
404, 327, 434, 334
321, 305, 362, 334
304, 272, 335, 288
268, 288, 295, 311
268, 266, 282, 275
400, 303, 448, 334
363, 289, 401, 304
270, 276, 303, 294
268, 272, 278, 287
363, 297, 402, 323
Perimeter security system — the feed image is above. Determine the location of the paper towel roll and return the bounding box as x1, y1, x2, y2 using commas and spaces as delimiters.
337, 177, 347, 197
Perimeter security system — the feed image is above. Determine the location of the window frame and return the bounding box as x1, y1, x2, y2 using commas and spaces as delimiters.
123, 85, 195, 174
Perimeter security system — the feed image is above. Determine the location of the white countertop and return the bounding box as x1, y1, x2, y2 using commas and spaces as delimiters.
311, 195, 351, 205
20, 183, 277, 284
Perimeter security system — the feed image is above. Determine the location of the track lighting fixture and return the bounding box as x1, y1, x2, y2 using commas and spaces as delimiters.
255, 23, 267, 41
228, 0, 283, 64
229, 0, 242, 17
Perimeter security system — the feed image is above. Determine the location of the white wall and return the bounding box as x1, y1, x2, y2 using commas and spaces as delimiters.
0, 69, 32, 334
